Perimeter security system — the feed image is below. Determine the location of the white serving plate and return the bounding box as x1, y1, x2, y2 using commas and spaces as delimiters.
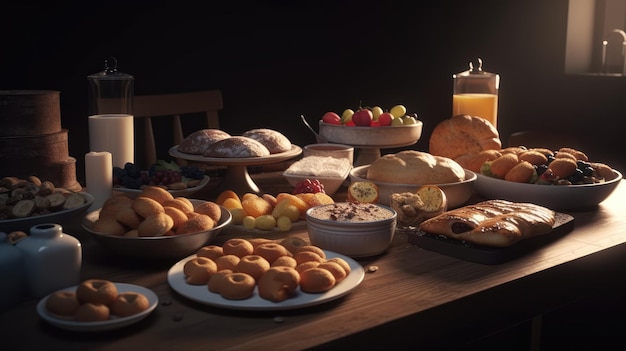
0, 192, 94, 233
37, 283, 158, 332
167, 250, 365, 311
113, 175, 210, 199
473, 170, 623, 210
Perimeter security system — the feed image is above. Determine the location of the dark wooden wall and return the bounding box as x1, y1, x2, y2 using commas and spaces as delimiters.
2, 0, 624, 183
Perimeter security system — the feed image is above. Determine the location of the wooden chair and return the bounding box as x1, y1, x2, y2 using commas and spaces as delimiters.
132, 90, 223, 169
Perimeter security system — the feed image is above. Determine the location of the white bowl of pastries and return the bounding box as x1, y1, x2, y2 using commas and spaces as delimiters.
283, 156, 352, 195
82, 187, 232, 260
305, 202, 397, 258
349, 150, 477, 208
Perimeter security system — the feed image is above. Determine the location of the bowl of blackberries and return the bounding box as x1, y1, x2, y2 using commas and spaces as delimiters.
112, 160, 210, 198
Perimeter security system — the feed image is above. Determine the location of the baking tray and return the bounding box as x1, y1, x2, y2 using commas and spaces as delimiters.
407, 212, 575, 265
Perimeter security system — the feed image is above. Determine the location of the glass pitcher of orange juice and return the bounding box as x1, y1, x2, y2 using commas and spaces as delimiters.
452, 58, 500, 128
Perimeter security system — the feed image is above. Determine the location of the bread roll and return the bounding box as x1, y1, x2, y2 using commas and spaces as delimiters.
242, 128, 292, 154
203, 136, 270, 158
429, 114, 501, 160
177, 129, 231, 154
366, 150, 465, 184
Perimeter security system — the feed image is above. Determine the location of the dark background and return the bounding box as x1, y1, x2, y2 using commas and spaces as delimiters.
2, 0, 624, 184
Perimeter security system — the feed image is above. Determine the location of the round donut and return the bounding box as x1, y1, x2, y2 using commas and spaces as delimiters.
271, 255, 297, 268
196, 245, 224, 260
183, 257, 218, 285
214, 254, 241, 271
45, 291, 81, 316
219, 272, 256, 300
194, 201, 222, 223
76, 279, 118, 305
294, 250, 325, 266
429, 114, 501, 160
295, 261, 320, 274
74, 303, 110, 322
222, 238, 254, 258
299, 267, 336, 293
258, 266, 301, 302
253, 242, 292, 264
248, 237, 275, 249
236, 255, 270, 281
110, 292, 150, 317
279, 237, 308, 255
296, 245, 326, 259
325, 257, 351, 275
138, 186, 174, 204
208, 269, 234, 293
138, 212, 174, 237
317, 261, 348, 283
131, 196, 165, 218
175, 214, 214, 235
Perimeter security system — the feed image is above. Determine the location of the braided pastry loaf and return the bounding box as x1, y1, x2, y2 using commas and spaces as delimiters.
418, 199, 555, 247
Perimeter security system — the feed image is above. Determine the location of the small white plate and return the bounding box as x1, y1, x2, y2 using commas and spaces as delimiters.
37, 283, 158, 332
113, 175, 210, 198
167, 250, 365, 311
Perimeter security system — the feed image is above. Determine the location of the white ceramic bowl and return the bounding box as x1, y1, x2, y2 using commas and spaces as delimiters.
318, 120, 422, 148
303, 143, 354, 165
474, 169, 623, 210
305, 202, 397, 258
283, 170, 349, 195
82, 200, 232, 260
349, 165, 477, 208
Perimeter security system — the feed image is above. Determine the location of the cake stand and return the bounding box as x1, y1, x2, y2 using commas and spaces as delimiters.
317, 120, 423, 166
169, 145, 302, 195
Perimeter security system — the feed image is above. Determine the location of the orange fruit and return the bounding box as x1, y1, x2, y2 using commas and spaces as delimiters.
215, 190, 240, 205
415, 185, 447, 214
347, 182, 379, 203
222, 197, 243, 210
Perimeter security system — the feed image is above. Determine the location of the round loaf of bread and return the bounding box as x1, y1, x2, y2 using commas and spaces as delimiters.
429, 114, 501, 160
366, 150, 465, 184
178, 129, 231, 154
203, 136, 270, 158
242, 128, 292, 154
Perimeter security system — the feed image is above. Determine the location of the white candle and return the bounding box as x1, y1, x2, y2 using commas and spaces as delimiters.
88, 114, 134, 168
85, 151, 113, 211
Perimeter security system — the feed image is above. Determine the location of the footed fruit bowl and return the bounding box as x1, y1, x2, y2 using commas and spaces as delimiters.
318, 121, 423, 166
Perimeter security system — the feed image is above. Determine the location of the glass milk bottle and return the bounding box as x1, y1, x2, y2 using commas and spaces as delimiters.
452, 58, 500, 128
87, 57, 135, 168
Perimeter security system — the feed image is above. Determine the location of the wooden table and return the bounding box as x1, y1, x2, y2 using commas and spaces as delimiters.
2, 172, 626, 350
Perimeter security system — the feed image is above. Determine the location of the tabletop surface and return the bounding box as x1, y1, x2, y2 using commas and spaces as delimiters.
2, 171, 625, 350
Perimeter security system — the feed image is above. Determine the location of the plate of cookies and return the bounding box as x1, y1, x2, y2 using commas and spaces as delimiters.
37, 280, 158, 332
167, 238, 365, 311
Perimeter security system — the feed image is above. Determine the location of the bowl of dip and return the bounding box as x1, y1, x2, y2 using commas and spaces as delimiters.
305, 202, 397, 258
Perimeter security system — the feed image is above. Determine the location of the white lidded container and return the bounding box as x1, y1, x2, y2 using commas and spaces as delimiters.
16, 223, 82, 298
